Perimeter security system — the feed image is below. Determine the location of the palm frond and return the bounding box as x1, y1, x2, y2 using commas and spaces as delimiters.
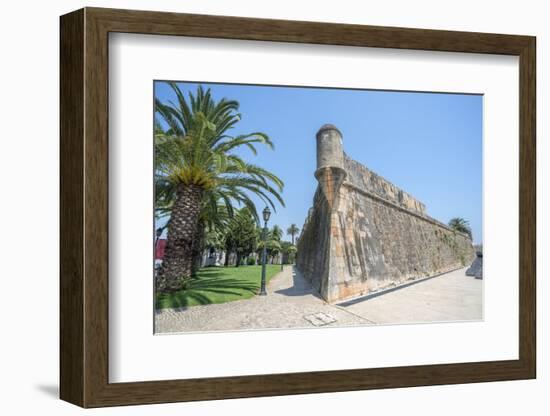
154, 82, 285, 228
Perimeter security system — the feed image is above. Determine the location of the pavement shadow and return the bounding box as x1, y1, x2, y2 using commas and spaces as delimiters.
274, 267, 324, 300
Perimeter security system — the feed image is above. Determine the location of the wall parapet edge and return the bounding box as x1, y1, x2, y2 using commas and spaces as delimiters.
341, 180, 471, 240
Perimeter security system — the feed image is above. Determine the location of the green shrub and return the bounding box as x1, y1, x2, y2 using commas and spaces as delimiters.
246, 257, 256, 266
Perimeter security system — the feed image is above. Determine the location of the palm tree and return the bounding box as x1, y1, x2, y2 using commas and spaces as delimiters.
286, 224, 300, 245
448, 217, 472, 239
271, 225, 283, 241
154, 83, 284, 292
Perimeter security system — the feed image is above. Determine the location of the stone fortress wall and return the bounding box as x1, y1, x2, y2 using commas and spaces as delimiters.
297, 124, 475, 304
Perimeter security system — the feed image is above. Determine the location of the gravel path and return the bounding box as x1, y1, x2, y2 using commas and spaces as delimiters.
154, 265, 482, 334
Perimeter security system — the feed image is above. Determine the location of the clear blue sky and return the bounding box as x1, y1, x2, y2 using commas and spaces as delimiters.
155, 81, 483, 244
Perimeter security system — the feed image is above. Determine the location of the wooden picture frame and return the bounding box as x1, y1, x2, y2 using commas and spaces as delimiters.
60, 7, 536, 408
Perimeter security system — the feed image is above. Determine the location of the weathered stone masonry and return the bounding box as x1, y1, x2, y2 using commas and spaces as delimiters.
297, 124, 475, 304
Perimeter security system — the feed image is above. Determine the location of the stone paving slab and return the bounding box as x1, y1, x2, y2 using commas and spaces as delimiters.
303, 312, 337, 327
155, 266, 482, 334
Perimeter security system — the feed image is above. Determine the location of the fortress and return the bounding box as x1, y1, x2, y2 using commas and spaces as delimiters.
296, 124, 475, 304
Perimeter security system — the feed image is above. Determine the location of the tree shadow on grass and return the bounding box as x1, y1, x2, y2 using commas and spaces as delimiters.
155, 275, 260, 310
192, 268, 227, 278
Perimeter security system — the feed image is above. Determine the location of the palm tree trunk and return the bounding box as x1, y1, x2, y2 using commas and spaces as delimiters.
191, 221, 205, 276
156, 183, 203, 292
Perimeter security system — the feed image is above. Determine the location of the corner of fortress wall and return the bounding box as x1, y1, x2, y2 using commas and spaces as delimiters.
296, 125, 476, 304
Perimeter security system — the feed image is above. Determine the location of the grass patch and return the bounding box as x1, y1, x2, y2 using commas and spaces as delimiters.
155, 265, 281, 309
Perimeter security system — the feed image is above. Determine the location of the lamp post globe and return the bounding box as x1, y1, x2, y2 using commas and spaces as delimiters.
259, 206, 271, 296
262, 206, 271, 223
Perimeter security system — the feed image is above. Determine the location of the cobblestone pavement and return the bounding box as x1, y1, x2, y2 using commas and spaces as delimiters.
155, 266, 370, 333
155, 266, 482, 334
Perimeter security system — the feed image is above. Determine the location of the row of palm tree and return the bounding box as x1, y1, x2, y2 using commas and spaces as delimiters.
193, 208, 300, 267
220, 209, 298, 267
154, 82, 286, 292
256, 224, 299, 264
258, 224, 300, 264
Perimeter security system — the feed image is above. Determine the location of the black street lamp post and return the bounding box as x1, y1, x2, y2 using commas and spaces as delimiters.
259, 206, 271, 296
155, 227, 163, 249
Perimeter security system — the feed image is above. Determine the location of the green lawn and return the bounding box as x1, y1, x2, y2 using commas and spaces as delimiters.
155, 265, 281, 309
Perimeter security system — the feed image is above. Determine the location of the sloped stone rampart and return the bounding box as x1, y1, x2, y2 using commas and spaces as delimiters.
297, 125, 475, 303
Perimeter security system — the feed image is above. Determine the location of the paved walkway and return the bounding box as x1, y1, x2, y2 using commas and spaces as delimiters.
338, 267, 483, 324
155, 266, 482, 333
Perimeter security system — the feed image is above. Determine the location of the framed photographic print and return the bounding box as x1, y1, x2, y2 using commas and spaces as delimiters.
60, 7, 536, 408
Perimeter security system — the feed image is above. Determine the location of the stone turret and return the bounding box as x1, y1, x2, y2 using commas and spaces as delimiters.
314, 124, 347, 209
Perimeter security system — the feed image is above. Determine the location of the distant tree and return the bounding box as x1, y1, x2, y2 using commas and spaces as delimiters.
286, 245, 297, 264
203, 226, 225, 256
224, 208, 259, 267
448, 217, 472, 239
281, 241, 297, 264
286, 224, 300, 245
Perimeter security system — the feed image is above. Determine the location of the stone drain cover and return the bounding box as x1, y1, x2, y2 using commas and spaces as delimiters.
303, 312, 337, 327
